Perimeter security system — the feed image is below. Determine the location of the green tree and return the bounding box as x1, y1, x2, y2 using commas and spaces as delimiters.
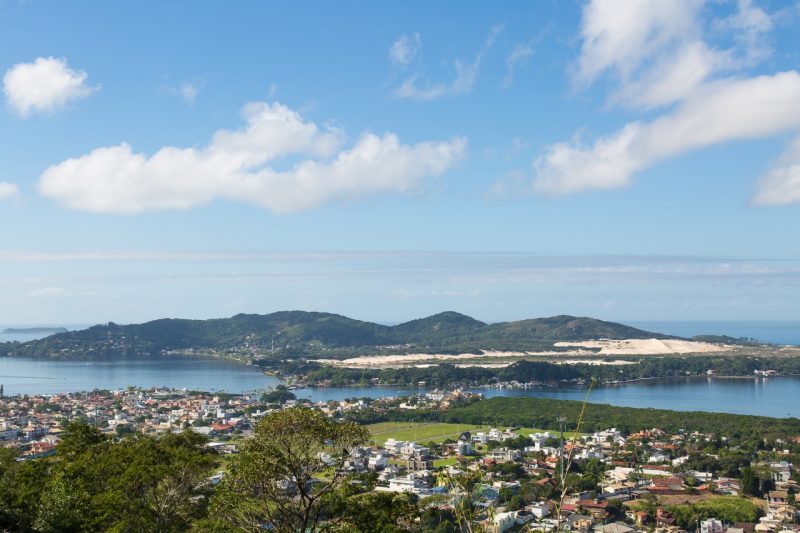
209, 408, 369, 533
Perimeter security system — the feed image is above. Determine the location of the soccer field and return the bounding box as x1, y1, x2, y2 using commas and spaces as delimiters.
367, 422, 491, 445
367, 422, 581, 445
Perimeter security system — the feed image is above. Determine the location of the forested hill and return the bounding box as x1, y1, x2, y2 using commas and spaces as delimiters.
0, 311, 672, 359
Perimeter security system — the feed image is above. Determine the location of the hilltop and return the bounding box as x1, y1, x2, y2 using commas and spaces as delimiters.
0, 311, 672, 360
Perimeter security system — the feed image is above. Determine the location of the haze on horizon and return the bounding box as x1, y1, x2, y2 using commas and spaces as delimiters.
2, 0, 800, 325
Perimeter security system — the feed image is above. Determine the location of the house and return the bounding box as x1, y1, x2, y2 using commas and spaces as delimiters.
383, 438, 404, 454
457, 440, 473, 455
648, 476, 685, 494
473, 432, 488, 444
386, 473, 428, 494
770, 461, 792, 484
406, 454, 433, 471
488, 511, 518, 533
368, 452, 388, 471
655, 508, 676, 529
701, 518, 725, 533
24, 441, 56, 458
488, 447, 521, 463
528, 501, 550, 519
715, 477, 742, 495
767, 490, 789, 507
568, 514, 595, 533
575, 501, 608, 521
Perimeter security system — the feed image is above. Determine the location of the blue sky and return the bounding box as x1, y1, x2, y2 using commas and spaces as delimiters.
1, 0, 800, 325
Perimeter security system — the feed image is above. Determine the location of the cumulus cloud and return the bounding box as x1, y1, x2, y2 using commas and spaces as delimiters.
753, 137, 800, 206
38, 101, 467, 214
394, 25, 502, 101
523, 0, 800, 201
3, 57, 98, 116
534, 71, 800, 194
389, 33, 421, 66
0, 182, 19, 200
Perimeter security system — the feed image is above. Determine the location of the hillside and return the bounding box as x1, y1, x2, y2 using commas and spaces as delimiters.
0, 311, 672, 360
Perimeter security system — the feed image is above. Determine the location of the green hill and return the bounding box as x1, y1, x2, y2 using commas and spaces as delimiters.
0, 311, 672, 360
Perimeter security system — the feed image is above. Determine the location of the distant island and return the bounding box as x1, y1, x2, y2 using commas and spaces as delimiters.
0, 310, 768, 362
0, 311, 679, 359
2, 327, 68, 335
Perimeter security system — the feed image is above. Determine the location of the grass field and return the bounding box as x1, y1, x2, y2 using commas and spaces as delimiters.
367, 422, 491, 445
367, 422, 583, 445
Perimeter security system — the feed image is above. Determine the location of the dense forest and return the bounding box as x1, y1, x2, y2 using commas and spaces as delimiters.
294, 355, 800, 387
347, 396, 800, 442
0, 311, 676, 359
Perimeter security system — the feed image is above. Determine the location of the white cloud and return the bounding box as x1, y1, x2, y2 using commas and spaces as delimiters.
38, 101, 467, 214
523, 0, 798, 199
534, 71, 800, 195
714, 0, 773, 65
502, 42, 534, 88
752, 137, 800, 206
0, 182, 18, 200
576, 1, 703, 85
394, 25, 502, 101
3, 57, 98, 117
30, 287, 67, 298
574, 0, 772, 110
389, 33, 421, 66
178, 82, 199, 105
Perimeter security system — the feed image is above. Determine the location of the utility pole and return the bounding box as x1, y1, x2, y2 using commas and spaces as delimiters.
557, 416, 567, 484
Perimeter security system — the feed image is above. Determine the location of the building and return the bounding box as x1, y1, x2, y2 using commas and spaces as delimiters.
701, 519, 725, 533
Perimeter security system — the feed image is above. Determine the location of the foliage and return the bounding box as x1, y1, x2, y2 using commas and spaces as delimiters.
209, 407, 370, 533
0, 311, 667, 359
0, 423, 217, 532
667, 496, 760, 527
260, 385, 296, 404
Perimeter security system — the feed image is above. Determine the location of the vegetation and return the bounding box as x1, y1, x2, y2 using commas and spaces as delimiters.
207, 408, 370, 532
300, 355, 800, 387
369, 422, 490, 445
0, 422, 216, 532
347, 396, 800, 441
0, 311, 670, 359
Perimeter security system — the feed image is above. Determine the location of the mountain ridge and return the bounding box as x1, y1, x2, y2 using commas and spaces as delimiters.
0, 311, 675, 359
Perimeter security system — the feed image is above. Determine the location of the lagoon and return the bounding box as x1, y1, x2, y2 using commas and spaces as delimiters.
3, 356, 800, 419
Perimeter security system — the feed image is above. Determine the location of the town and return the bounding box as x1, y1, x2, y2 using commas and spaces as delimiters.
1, 386, 798, 532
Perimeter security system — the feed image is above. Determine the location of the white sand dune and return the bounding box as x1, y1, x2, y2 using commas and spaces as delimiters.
553, 338, 727, 355
317, 338, 727, 368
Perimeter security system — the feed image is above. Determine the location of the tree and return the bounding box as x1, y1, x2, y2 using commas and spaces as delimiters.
58, 421, 107, 460
210, 408, 369, 533
740, 467, 759, 496
338, 492, 417, 532
28, 425, 216, 532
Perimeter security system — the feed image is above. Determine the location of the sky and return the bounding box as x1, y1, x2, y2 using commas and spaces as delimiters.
1, 0, 800, 325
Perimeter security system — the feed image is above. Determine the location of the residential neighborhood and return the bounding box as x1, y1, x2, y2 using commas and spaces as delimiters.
1, 386, 798, 532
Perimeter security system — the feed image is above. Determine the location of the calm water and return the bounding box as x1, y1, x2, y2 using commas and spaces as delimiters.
294, 377, 800, 418
2, 356, 800, 417
2, 321, 800, 417
0, 357, 281, 396
630, 320, 800, 345
0, 325, 91, 344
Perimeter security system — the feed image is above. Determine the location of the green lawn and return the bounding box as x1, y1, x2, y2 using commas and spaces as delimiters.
367, 422, 583, 446
367, 422, 490, 445
433, 457, 459, 468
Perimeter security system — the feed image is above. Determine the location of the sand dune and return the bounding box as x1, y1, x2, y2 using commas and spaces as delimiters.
553, 338, 727, 355
317, 338, 727, 368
